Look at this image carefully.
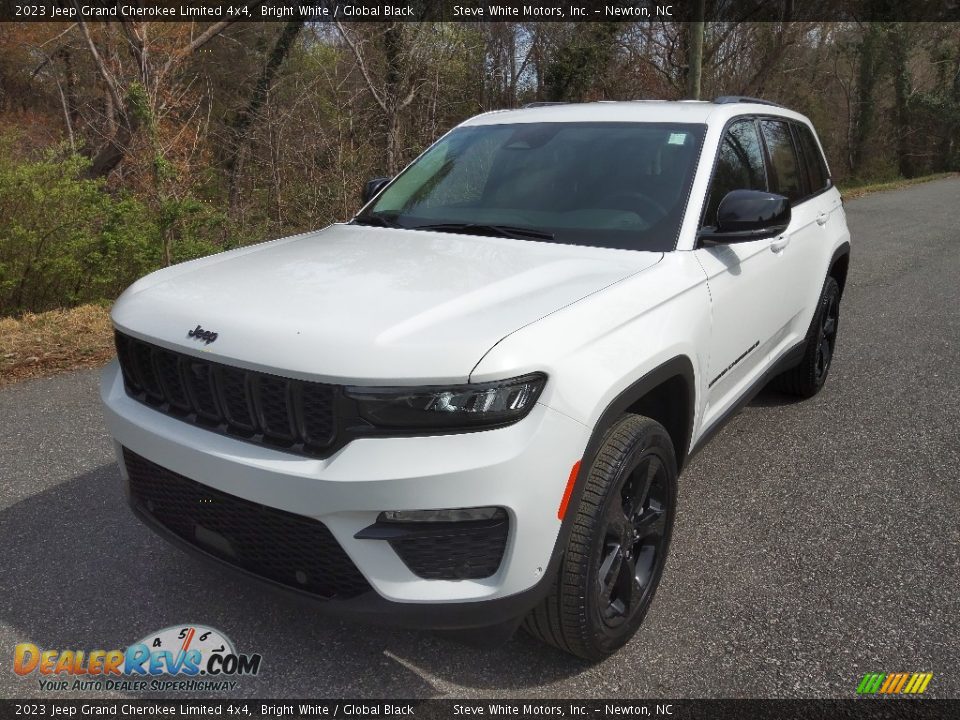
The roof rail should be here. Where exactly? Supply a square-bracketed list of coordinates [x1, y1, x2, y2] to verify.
[712, 95, 783, 107]
[523, 102, 569, 108]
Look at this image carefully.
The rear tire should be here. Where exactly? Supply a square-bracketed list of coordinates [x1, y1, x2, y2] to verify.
[523, 414, 677, 661]
[771, 276, 840, 398]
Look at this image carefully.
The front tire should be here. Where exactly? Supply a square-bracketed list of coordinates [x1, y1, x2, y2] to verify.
[524, 414, 677, 661]
[772, 276, 841, 398]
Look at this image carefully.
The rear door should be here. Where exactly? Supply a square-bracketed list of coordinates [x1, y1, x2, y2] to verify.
[789, 121, 844, 330]
[756, 118, 835, 356]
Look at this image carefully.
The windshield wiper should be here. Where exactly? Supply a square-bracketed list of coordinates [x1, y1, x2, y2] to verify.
[353, 213, 404, 228]
[412, 223, 554, 241]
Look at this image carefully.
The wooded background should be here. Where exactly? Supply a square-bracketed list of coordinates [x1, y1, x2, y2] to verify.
[1, 19, 958, 316]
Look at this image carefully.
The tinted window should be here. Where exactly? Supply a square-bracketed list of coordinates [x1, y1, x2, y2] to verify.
[795, 123, 830, 192]
[702, 120, 766, 228]
[759, 119, 805, 202]
[360, 122, 707, 252]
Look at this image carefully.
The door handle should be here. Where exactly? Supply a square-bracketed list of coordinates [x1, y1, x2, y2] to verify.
[816, 212, 829, 226]
[770, 235, 790, 252]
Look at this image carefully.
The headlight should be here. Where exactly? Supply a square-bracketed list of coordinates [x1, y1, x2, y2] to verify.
[345, 373, 546, 430]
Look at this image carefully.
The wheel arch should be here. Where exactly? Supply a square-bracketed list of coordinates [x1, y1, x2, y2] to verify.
[541, 354, 696, 600]
[623, 373, 694, 474]
[583, 355, 696, 483]
[493, 355, 699, 627]
[828, 242, 851, 297]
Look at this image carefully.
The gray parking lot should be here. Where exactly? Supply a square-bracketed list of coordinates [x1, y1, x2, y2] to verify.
[2, 177, 958, 699]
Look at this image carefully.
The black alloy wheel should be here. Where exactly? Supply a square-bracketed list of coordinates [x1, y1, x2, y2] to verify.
[816, 291, 839, 383]
[596, 452, 669, 630]
[771, 275, 841, 398]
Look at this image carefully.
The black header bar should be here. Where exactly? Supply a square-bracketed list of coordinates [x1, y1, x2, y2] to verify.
[1, 0, 959, 23]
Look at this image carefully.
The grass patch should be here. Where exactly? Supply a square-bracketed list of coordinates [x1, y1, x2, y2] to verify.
[838, 172, 959, 200]
[0, 304, 114, 387]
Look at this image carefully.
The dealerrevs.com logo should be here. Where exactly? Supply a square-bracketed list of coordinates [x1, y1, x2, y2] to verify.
[13, 624, 262, 693]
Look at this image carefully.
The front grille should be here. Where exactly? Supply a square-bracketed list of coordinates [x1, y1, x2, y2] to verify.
[115, 332, 336, 456]
[389, 520, 509, 580]
[124, 448, 371, 599]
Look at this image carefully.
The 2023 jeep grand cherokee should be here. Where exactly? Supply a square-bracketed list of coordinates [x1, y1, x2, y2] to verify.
[101, 97, 850, 660]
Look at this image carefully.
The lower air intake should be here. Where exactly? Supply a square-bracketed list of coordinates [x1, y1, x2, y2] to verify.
[123, 448, 371, 599]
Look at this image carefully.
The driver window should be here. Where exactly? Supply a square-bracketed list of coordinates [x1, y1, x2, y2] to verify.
[702, 121, 767, 229]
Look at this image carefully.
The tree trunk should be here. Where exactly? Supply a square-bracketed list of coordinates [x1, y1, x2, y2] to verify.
[383, 22, 402, 175]
[852, 23, 881, 175]
[686, 1, 705, 99]
[939, 38, 960, 171]
[83, 108, 140, 179]
[385, 111, 398, 178]
[226, 21, 303, 217]
[889, 23, 913, 178]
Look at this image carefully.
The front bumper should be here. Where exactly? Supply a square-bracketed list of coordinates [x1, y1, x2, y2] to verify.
[101, 361, 589, 627]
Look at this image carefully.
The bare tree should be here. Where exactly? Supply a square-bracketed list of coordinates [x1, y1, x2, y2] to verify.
[225, 20, 304, 218]
[74, 17, 236, 179]
[335, 21, 429, 175]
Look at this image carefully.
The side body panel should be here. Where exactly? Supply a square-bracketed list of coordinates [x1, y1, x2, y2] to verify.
[471, 252, 712, 467]
[693, 238, 795, 431]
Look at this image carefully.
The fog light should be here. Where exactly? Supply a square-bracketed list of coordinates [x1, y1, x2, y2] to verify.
[379, 507, 505, 523]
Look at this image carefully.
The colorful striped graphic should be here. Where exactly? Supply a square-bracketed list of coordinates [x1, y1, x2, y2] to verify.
[857, 672, 933, 695]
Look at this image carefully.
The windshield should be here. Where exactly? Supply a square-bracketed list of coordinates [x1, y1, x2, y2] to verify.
[357, 121, 706, 251]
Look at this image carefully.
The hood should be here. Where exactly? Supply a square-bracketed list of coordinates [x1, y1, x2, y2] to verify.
[112, 224, 662, 383]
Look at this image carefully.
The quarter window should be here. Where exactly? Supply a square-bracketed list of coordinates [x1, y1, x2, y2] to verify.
[795, 123, 830, 193]
[702, 120, 767, 228]
[759, 119, 805, 202]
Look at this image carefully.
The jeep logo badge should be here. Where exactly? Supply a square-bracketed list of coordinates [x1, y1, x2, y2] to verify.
[188, 325, 218, 344]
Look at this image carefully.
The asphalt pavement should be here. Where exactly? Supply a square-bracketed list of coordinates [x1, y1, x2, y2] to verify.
[1, 178, 958, 699]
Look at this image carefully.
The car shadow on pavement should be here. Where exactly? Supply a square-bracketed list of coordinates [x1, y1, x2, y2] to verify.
[0, 462, 587, 698]
[747, 384, 808, 407]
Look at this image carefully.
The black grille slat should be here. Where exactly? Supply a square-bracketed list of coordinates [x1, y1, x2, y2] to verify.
[254, 375, 295, 442]
[183, 360, 222, 422]
[114, 332, 337, 456]
[115, 334, 142, 392]
[132, 342, 163, 402]
[299, 383, 336, 449]
[216, 367, 256, 433]
[154, 350, 191, 412]
[124, 448, 371, 599]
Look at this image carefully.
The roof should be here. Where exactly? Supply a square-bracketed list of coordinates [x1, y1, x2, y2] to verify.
[460, 100, 808, 127]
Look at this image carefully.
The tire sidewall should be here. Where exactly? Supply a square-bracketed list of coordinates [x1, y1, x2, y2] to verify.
[582, 421, 678, 656]
[806, 277, 841, 392]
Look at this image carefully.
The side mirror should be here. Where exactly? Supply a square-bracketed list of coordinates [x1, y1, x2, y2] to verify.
[701, 189, 791, 244]
[361, 177, 390, 205]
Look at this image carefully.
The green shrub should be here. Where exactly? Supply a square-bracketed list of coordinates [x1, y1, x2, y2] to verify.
[0, 135, 222, 315]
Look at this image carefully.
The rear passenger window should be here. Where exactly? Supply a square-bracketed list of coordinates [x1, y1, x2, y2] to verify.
[795, 123, 830, 193]
[759, 119, 805, 202]
[702, 120, 767, 228]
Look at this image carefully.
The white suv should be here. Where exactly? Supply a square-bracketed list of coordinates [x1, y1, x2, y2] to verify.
[101, 98, 850, 660]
